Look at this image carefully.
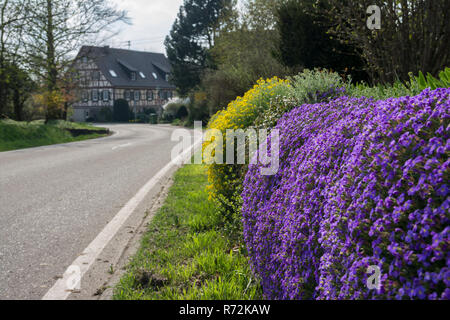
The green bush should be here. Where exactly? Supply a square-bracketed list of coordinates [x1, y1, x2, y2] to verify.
[99, 107, 113, 122]
[345, 68, 449, 101]
[204, 77, 290, 232]
[415, 68, 450, 90]
[346, 80, 419, 101]
[176, 105, 188, 119]
[255, 69, 347, 129]
[162, 102, 190, 124]
[187, 97, 210, 127]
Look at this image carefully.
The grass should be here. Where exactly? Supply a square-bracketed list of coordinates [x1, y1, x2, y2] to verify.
[113, 164, 262, 300]
[0, 119, 108, 152]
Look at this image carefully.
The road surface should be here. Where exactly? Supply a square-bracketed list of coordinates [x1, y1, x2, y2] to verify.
[0, 124, 189, 300]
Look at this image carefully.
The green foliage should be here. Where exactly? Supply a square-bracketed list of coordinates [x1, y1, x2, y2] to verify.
[165, 0, 236, 96]
[416, 68, 450, 90]
[205, 14, 288, 114]
[205, 77, 290, 225]
[99, 107, 113, 122]
[176, 105, 188, 119]
[346, 80, 419, 101]
[163, 102, 191, 124]
[327, 0, 450, 84]
[345, 68, 450, 101]
[113, 99, 130, 122]
[255, 69, 347, 129]
[113, 165, 262, 300]
[0, 120, 107, 152]
[186, 95, 210, 126]
[275, 0, 368, 81]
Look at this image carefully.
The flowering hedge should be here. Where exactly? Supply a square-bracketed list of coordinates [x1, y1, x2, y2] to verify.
[203, 77, 290, 221]
[242, 88, 449, 300]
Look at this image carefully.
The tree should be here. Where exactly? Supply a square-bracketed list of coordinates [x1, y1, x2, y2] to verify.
[23, 0, 129, 120]
[165, 0, 236, 96]
[243, 0, 280, 30]
[327, 0, 450, 83]
[0, 0, 29, 116]
[9, 62, 35, 121]
[275, 0, 368, 81]
[201, 0, 288, 114]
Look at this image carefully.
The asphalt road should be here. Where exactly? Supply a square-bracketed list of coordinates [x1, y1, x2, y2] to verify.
[0, 124, 187, 300]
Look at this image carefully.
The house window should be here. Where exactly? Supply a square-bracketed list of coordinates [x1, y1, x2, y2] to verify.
[82, 56, 88, 64]
[147, 90, 153, 101]
[125, 90, 131, 101]
[109, 70, 118, 77]
[159, 91, 167, 100]
[92, 90, 99, 102]
[102, 90, 110, 102]
[92, 71, 100, 81]
[152, 72, 158, 79]
[82, 91, 89, 102]
[134, 91, 140, 101]
[131, 72, 136, 81]
[139, 72, 146, 79]
[165, 74, 169, 82]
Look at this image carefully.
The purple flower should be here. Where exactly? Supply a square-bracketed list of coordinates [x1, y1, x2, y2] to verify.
[242, 88, 450, 300]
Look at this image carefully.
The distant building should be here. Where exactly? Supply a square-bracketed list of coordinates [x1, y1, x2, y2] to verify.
[71, 46, 176, 122]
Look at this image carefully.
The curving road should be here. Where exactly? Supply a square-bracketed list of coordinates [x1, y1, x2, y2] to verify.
[0, 124, 188, 300]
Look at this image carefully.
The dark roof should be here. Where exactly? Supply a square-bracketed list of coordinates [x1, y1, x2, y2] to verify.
[78, 46, 175, 89]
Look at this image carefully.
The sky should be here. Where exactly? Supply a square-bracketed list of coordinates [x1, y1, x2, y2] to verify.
[106, 0, 184, 55]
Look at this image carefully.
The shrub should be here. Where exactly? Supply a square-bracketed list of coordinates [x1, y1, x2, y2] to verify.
[415, 68, 450, 91]
[346, 80, 420, 101]
[113, 99, 130, 122]
[242, 88, 450, 300]
[135, 113, 150, 123]
[204, 77, 290, 227]
[345, 67, 450, 101]
[255, 69, 346, 129]
[99, 107, 113, 122]
[187, 97, 210, 127]
[176, 105, 188, 119]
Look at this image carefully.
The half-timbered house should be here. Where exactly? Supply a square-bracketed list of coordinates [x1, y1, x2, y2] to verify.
[71, 46, 176, 122]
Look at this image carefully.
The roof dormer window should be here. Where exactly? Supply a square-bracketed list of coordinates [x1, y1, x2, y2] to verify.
[109, 70, 118, 77]
[139, 72, 146, 79]
[152, 72, 158, 79]
[131, 72, 136, 81]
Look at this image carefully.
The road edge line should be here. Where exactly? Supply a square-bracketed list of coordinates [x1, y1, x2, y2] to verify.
[42, 138, 202, 300]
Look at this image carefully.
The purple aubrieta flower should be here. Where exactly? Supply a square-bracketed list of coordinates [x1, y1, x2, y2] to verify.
[242, 88, 450, 300]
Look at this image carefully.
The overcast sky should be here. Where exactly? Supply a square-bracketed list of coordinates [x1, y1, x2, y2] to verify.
[106, 0, 184, 55]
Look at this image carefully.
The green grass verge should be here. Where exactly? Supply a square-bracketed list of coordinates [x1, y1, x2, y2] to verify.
[114, 165, 262, 300]
[0, 120, 108, 152]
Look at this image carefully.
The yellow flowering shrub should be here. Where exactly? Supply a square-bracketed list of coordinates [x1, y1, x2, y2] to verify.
[202, 77, 290, 225]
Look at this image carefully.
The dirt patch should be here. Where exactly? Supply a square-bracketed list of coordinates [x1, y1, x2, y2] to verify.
[134, 270, 169, 290]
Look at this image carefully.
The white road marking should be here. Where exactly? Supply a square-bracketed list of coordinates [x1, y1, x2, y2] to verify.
[42, 138, 202, 300]
[112, 143, 132, 151]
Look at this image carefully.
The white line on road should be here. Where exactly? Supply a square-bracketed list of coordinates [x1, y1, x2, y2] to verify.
[42, 138, 202, 300]
[112, 143, 132, 151]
